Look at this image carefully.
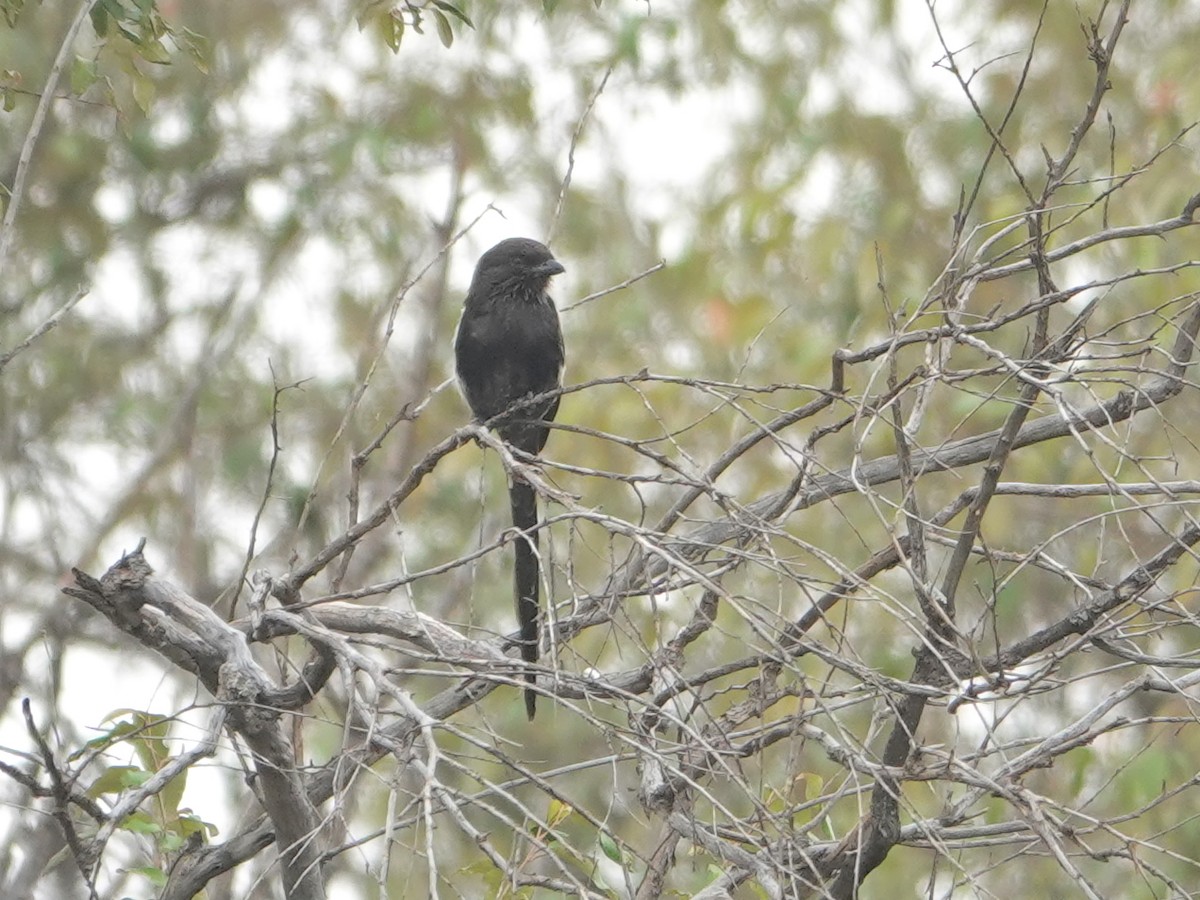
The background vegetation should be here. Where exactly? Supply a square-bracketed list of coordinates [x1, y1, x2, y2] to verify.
[3, 0, 1200, 896]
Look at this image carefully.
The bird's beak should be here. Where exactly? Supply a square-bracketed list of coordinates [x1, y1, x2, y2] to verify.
[533, 259, 565, 278]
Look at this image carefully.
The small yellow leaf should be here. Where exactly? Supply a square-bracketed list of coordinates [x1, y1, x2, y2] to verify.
[546, 797, 573, 827]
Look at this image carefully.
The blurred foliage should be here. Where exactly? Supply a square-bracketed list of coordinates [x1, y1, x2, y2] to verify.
[2, 0, 1200, 897]
[79, 709, 218, 888]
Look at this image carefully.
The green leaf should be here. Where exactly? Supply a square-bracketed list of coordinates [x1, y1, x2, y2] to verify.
[598, 830, 622, 863]
[137, 38, 172, 66]
[131, 72, 155, 114]
[85, 712, 175, 779]
[127, 713, 172, 772]
[432, 0, 473, 28]
[102, 0, 132, 21]
[116, 22, 142, 44]
[159, 829, 186, 852]
[120, 810, 162, 835]
[176, 811, 219, 839]
[89, 0, 109, 36]
[378, 11, 404, 52]
[433, 9, 453, 48]
[178, 27, 210, 74]
[88, 765, 146, 797]
[616, 16, 643, 65]
[70, 56, 99, 95]
[157, 766, 187, 819]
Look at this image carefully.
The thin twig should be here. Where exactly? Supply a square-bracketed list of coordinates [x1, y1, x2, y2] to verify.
[0, 0, 101, 265]
[560, 259, 666, 312]
[547, 65, 613, 245]
[0, 286, 88, 373]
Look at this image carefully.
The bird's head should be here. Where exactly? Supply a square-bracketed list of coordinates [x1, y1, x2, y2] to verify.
[470, 237, 565, 296]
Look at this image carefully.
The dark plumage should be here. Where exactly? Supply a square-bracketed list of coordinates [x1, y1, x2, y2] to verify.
[454, 237, 565, 719]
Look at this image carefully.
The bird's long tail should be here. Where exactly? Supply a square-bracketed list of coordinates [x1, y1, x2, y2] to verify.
[510, 477, 540, 719]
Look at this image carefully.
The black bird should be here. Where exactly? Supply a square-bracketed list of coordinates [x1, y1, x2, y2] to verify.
[454, 237, 565, 719]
